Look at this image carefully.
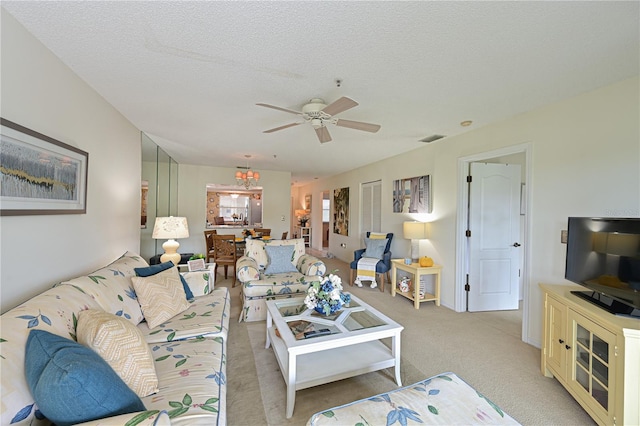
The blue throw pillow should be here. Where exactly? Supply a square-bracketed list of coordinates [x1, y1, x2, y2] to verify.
[363, 238, 388, 260]
[24, 329, 145, 426]
[264, 245, 298, 274]
[135, 261, 194, 300]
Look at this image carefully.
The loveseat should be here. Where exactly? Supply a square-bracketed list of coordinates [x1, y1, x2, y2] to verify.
[1, 251, 230, 426]
[236, 238, 326, 322]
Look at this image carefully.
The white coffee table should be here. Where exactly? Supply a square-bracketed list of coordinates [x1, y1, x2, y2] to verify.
[265, 293, 403, 418]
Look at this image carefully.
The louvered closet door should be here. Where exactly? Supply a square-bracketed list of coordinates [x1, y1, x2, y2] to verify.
[361, 180, 382, 236]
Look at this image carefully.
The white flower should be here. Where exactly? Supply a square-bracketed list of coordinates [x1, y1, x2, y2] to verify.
[304, 294, 317, 309]
[329, 288, 341, 300]
[329, 274, 342, 288]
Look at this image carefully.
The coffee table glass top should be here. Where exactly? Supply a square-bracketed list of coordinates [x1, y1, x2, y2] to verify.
[270, 294, 388, 340]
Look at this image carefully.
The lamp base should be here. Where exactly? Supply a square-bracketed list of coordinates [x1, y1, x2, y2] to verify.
[160, 239, 181, 266]
[411, 239, 420, 263]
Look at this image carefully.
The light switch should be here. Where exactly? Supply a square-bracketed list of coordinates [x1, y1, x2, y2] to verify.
[561, 230, 567, 244]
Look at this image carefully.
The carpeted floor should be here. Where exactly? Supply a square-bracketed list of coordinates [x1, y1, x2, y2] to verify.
[223, 256, 595, 425]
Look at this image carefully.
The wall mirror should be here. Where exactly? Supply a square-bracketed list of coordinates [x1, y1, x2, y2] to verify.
[140, 133, 179, 261]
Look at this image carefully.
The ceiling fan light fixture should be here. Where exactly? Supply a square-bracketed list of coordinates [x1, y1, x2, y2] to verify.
[257, 96, 380, 143]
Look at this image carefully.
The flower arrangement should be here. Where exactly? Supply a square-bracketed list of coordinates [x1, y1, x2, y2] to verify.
[242, 229, 257, 238]
[299, 215, 309, 226]
[304, 273, 351, 315]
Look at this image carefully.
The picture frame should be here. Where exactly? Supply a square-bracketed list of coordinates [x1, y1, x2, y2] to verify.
[333, 187, 349, 236]
[392, 174, 431, 214]
[1, 118, 88, 216]
[187, 258, 206, 272]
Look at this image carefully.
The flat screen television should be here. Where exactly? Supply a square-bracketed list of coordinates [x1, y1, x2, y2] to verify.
[565, 217, 640, 318]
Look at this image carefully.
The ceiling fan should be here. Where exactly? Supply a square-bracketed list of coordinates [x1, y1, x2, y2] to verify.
[256, 97, 381, 143]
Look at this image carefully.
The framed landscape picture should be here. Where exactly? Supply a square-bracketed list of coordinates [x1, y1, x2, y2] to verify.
[0, 118, 88, 216]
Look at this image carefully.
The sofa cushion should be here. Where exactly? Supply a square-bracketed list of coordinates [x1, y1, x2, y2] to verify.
[25, 329, 145, 426]
[363, 238, 388, 260]
[77, 310, 159, 397]
[143, 336, 226, 425]
[264, 245, 298, 274]
[140, 287, 231, 344]
[131, 266, 190, 329]
[0, 284, 102, 426]
[134, 261, 194, 300]
[59, 251, 148, 325]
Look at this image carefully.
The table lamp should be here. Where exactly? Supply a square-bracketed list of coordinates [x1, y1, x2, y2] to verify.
[403, 221, 429, 263]
[152, 216, 190, 265]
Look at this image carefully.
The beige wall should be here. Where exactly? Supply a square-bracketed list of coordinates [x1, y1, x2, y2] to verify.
[174, 164, 292, 255]
[0, 11, 142, 312]
[299, 76, 639, 347]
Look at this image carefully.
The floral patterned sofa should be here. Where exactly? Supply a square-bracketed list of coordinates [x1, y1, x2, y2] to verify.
[236, 238, 326, 322]
[307, 372, 520, 425]
[1, 251, 230, 426]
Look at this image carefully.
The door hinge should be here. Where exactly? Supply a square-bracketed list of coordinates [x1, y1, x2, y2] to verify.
[467, 175, 472, 183]
[465, 229, 471, 237]
[465, 274, 470, 292]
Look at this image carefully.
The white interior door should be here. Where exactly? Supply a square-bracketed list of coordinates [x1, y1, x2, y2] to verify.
[468, 162, 521, 311]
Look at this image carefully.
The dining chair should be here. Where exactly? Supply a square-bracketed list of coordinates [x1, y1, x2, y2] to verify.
[281, 231, 288, 239]
[254, 228, 271, 237]
[203, 230, 217, 263]
[212, 234, 238, 287]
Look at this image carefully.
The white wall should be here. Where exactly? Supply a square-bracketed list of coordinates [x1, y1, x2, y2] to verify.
[174, 164, 292, 255]
[0, 11, 142, 313]
[299, 76, 639, 346]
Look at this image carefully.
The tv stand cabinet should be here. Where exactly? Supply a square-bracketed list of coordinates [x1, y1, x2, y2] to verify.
[540, 284, 640, 426]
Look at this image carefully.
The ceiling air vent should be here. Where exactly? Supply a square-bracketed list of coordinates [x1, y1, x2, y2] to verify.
[419, 134, 446, 143]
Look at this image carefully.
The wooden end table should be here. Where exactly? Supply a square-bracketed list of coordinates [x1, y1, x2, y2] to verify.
[391, 259, 442, 309]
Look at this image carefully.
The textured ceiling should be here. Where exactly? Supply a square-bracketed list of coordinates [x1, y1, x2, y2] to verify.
[3, 1, 638, 185]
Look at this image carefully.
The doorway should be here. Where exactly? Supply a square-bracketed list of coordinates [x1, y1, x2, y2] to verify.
[455, 143, 531, 342]
[321, 190, 330, 249]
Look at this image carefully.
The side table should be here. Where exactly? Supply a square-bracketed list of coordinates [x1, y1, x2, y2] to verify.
[390, 259, 442, 309]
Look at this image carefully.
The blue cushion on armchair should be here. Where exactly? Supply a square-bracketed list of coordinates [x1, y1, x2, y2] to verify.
[25, 330, 145, 426]
[264, 245, 298, 274]
[363, 238, 388, 259]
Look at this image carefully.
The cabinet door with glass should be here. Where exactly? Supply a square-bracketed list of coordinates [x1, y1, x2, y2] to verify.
[567, 310, 616, 425]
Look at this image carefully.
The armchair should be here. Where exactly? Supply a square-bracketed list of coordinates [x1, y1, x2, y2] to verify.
[349, 232, 393, 292]
[236, 238, 326, 322]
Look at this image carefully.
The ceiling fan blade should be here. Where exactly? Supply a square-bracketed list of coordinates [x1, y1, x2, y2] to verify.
[335, 119, 381, 133]
[321, 97, 358, 116]
[263, 122, 302, 133]
[315, 126, 332, 143]
[256, 103, 302, 115]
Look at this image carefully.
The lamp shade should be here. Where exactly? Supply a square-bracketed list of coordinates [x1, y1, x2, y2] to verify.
[403, 221, 429, 240]
[152, 216, 190, 240]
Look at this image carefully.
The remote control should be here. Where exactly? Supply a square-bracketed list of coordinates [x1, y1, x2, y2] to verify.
[304, 329, 331, 338]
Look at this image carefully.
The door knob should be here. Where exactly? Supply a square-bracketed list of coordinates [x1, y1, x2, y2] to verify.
[512, 242, 521, 247]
